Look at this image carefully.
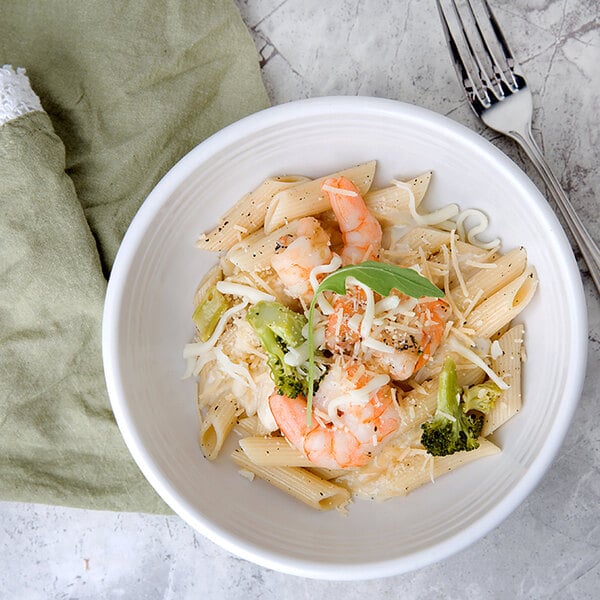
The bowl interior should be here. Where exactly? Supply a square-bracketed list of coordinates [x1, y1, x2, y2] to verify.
[104, 97, 587, 579]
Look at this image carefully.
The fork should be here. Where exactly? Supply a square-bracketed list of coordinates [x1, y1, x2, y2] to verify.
[436, 0, 600, 293]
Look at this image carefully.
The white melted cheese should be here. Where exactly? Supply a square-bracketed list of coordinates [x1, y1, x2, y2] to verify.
[449, 336, 509, 390]
[216, 281, 275, 304]
[362, 337, 395, 354]
[321, 184, 358, 197]
[392, 178, 459, 226]
[455, 208, 500, 250]
[345, 277, 375, 339]
[309, 254, 343, 315]
[326, 374, 390, 422]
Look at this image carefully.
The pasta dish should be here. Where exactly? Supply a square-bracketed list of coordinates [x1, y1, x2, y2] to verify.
[183, 161, 537, 511]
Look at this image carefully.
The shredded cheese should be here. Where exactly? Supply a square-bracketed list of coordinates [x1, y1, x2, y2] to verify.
[455, 208, 500, 250]
[322, 184, 358, 197]
[392, 178, 459, 226]
[450, 229, 469, 298]
[309, 254, 343, 315]
[216, 281, 275, 304]
[326, 374, 391, 421]
[449, 336, 509, 389]
[375, 295, 400, 313]
[214, 347, 256, 390]
[362, 337, 396, 354]
[345, 277, 375, 339]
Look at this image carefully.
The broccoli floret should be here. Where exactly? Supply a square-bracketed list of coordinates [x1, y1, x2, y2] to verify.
[246, 301, 308, 398]
[421, 357, 483, 456]
[462, 381, 501, 415]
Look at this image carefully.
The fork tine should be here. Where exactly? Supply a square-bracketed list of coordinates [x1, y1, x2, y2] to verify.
[466, 0, 522, 91]
[451, 0, 505, 99]
[435, 0, 492, 111]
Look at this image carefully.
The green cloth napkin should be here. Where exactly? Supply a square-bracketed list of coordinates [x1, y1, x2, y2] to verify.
[0, 1, 269, 512]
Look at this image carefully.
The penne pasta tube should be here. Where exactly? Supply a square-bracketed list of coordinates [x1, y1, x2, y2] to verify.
[398, 438, 500, 497]
[452, 247, 528, 312]
[199, 395, 242, 460]
[306, 467, 349, 481]
[482, 324, 524, 436]
[196, 175, 310, 251]
[234, 415, 270, 437]
[239, 436, 314, 467]
[392, 226, 452, 258]
[464, 267, 538, 338]
[363, 172, 432, 225]
[231, 448, 351, 511]
[225, 221, 298, 272]
[263, 161, 376, 233]
[337, 439, 500, 500]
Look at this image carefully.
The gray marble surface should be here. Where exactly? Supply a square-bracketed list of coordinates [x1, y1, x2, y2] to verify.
[2, 1, 599, 598]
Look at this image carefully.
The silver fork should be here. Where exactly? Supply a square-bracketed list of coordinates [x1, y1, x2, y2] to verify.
[436, 0, 600, 293]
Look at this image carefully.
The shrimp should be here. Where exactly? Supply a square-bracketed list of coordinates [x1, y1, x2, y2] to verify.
[268, 362, 400, 469]
[326, 291, 450, 381]
[270, 216, 332, 303]
[325, 286, 367, 353]
[322, 176, 382, 265]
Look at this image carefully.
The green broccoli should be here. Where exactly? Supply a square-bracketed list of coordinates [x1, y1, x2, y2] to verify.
[462, 381, 501, 415]
[246, 301, 309, 399]
[420, 357, 484, 456]
[192, 285, 230, 342]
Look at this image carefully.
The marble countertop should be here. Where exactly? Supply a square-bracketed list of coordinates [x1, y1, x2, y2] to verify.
[2, 1, 599, 598]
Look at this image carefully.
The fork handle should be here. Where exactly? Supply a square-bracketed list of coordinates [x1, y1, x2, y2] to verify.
[510, 127, 600, 293]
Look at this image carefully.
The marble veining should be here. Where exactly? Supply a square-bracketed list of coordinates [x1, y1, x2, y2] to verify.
[1, 1, 599, 598]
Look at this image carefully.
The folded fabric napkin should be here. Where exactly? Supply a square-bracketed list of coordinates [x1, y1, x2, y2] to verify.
[0, 1, 269, 513]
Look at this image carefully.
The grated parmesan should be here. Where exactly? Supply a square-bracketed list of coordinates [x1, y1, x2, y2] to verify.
[326, 374, 391, 422]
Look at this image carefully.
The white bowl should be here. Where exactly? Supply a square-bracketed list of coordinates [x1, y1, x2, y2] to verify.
[102, 97, 587, 580]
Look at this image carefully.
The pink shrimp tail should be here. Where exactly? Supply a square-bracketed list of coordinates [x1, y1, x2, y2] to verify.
[322, 176, 382, 264]
[269, 392, 313, 448]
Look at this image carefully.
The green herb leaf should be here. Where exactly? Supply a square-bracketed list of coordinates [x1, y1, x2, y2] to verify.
[313, 261, 445, 299]
[305, 262, 444, 426]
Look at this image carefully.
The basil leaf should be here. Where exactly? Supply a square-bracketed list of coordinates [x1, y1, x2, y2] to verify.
[314, 261, 445, 299]
[305, 262, 444, 426]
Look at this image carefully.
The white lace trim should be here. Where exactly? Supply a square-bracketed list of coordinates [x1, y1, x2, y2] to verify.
[0, 65, 43, 126]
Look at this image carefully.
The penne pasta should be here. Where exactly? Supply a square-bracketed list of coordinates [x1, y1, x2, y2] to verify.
[482, 324, 524, 436]
[363, 172, 432, 225]
[197, 175, 310, 252]
[452, 247, 528, 313]
[336, 439, 500, 500]
[464, 267, 538, 338]
[306, 467, 349, 481]
[239, 436, 314, 467]
[263, 161, 377, 233]
[231, 448, 351, 511]
[226, 221, 298, 272]
[199, 395, 242, 460]
[394, 226, 452, 257]
[234, 415, 270, 437]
